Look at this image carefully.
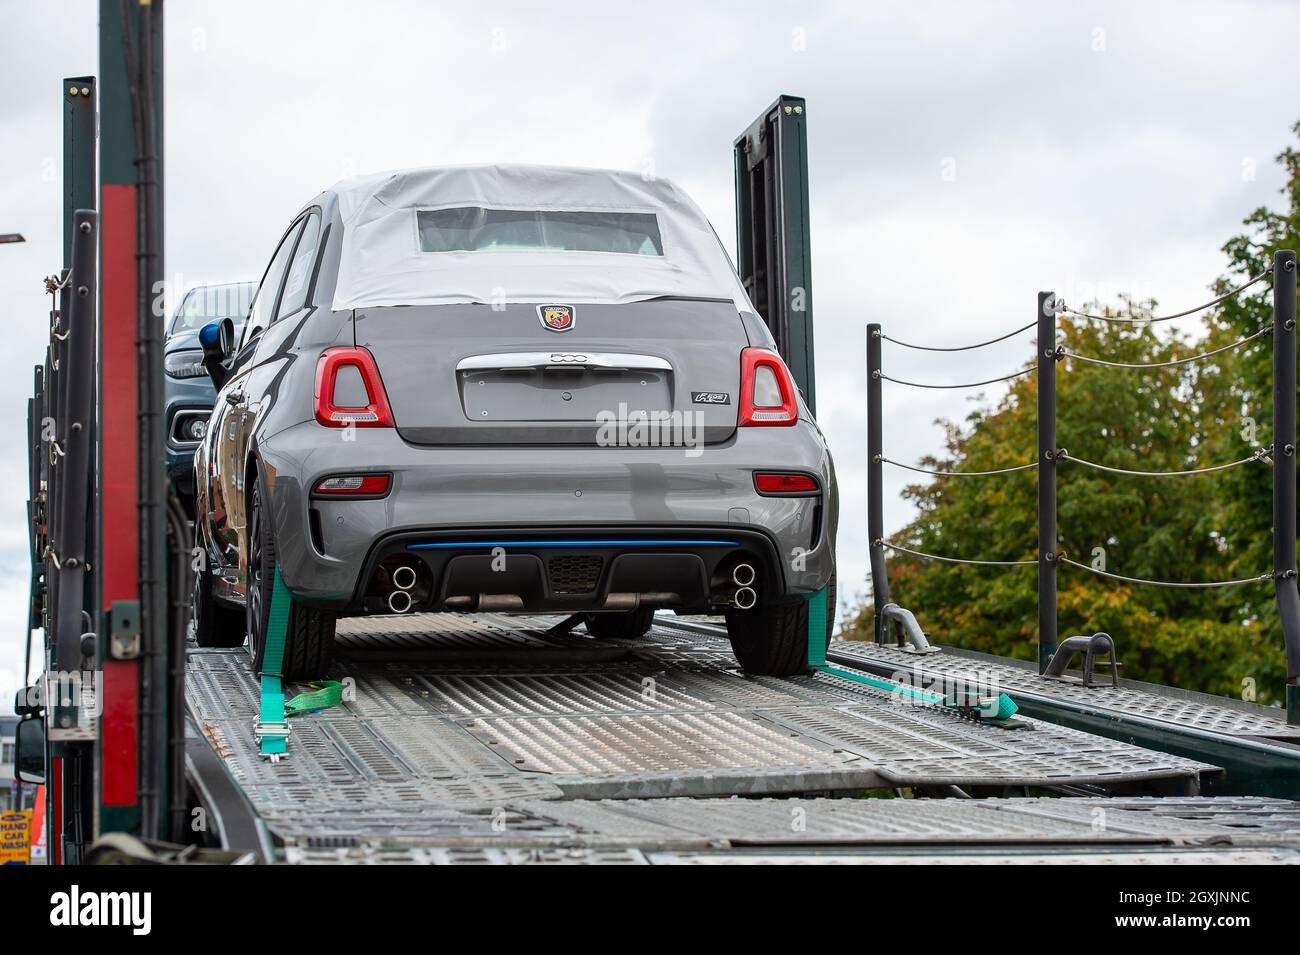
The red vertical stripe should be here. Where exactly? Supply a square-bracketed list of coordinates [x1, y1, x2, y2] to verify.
[100, 184, 140, 806]
[31, 784, 46, 859]
[101, 660, 140, 805]
[100, 184, 139, 607]
[50, 757, 63, 865]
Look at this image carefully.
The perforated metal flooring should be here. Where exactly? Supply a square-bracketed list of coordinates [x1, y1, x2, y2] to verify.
[180, 612, 1300, 861]
[825, 637, 1300, 740]
[275, 796, 1300, 864]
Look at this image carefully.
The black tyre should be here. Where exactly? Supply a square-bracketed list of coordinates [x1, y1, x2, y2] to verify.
[247, 479, 336, 680]
[724, 598, 810, 677]
[726, 573, 836, 675]
[585, 607, 655, 639]
[192, 555, 245, 648]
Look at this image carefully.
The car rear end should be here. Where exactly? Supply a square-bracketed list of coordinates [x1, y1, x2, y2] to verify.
[260, 297, 835, 621]
[255, 165, 835, 674]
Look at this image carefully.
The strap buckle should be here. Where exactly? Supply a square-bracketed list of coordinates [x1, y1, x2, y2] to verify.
[253, 719, 291, 761]
[254, 720, 290, 739]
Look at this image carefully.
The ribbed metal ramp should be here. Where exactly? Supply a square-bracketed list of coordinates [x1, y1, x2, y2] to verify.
[826, 638, 1300, 741]
[279, 796, 1300, 864]
[181, 612, 1300, 864]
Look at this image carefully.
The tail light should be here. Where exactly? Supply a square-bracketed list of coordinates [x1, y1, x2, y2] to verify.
[314, 346, 393, 427]
[738, 348, 798, 426]
[312, 473, 392, 497]
[754, 471, 819, 495]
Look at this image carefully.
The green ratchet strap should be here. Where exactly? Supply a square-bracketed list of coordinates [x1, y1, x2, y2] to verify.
[818, 663, 945, 705]
[816, 662, 1019, 722]
[805, 586, 829, 667]
[255, 568, 343, 757]
[255, 567, 293, 760]
[804, 588, 1018, 722]
[286, 680, 343, 716]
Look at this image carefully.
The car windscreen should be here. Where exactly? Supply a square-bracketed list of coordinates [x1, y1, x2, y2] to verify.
[416, 208, 663, 256]
[169, 282, 256, 335]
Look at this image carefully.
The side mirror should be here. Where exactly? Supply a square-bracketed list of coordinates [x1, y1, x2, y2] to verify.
[13, 685, 38, 717]
[16, 716, 46, 785]
[199, 318, 235, 391]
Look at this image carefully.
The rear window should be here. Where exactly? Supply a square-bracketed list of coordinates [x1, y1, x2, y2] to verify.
[416, 207, 663, 256]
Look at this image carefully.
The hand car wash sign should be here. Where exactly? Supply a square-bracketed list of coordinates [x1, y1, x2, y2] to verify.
[0, 810, 32, 864]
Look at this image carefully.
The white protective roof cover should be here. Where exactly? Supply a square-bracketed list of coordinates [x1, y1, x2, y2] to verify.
[329, 164, 753, 311]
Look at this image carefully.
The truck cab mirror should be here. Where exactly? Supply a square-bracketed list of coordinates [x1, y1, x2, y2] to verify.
[16, 716, 46, 785]
[199, 317, 235, 390]
[13, 685, 39, 717]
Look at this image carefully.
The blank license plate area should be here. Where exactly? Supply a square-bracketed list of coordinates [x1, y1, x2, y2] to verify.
[459, 367, 672, 422]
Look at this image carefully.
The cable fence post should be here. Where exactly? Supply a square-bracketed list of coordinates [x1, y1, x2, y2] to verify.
[867, 324, 891, 643]
[1272, 250, 1300, 724]
[1037, 292, 1058, 673]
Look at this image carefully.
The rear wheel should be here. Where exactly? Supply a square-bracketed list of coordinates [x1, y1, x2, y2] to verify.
[192, 554, 245, 648]
[725, 597, 810, 677]
[247, 479, 336, 680]
[584, 607, 655, 639]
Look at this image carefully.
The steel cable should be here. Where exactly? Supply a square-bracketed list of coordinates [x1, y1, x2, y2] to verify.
[1059, 556, 1274, 589]
[880, 456, 1037, 477]
[875, 539, 1037, 566]
[876, 365, 1035, 390]
[1062, 325, 1273, 369]
[878, 320, 1038, 353]
[1059, 269, 1272, 324]
[1056, 447, 1269, 477]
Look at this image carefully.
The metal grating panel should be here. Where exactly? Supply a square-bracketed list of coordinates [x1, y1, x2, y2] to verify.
[186, 612, 1251, 860]
[648, 848, 1300, 865]
[828, 638, 1300, 739]
[521, 797, 1145, 845]
[462, 710, 852, 777]
[285, 845, 653, 865]
[412, 672, 716, 718]
[276, 794, 1300, 863]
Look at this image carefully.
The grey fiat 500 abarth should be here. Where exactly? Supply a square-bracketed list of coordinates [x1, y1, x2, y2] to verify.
[191, 164, 837, 679]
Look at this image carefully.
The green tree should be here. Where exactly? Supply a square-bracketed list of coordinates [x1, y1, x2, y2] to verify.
[849, 123, 1300, 703]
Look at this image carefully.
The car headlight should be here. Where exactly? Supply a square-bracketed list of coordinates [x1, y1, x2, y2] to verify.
[164, 349, 206, 379]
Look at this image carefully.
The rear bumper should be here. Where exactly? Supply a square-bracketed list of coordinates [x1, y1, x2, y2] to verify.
[255, 419, 837, 611]
[351, 525, 785, 615]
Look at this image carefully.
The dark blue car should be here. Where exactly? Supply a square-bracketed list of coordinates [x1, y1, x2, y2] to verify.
[165, 281, 255, 512]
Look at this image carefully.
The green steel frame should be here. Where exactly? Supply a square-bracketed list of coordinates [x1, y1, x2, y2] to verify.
[95, 0, 166, 842]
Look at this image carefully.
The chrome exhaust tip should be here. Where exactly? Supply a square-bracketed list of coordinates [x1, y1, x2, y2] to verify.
[732, 563, 756, 587]
[387, 589, 413, 614]
[733, 586, 757, 610]
[392, 565, 418, 591]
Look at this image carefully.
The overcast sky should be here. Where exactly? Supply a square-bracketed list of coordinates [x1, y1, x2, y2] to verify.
[2, 0, 1298, 710]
